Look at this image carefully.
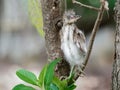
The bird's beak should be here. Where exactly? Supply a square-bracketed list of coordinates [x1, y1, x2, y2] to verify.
[75, 15, 81, 21]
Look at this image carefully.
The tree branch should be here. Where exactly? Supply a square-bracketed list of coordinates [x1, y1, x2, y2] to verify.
[112, 0, 120, 89]
[74, 1, 105, 80]
[83, 4, 105, 69]
[72, 0, 100, 11]
[41, 0, 70, 78]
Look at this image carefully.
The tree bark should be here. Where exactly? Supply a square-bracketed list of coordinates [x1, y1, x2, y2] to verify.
[40, 0, 70, 78]
[112, 0, 120, 89]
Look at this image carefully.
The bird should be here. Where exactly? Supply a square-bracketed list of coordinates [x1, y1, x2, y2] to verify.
[60, 10, 87, 78]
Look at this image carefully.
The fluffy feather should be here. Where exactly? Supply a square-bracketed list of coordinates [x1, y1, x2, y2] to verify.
[60, 24, 87, 67]
[60, 10, 87, 75]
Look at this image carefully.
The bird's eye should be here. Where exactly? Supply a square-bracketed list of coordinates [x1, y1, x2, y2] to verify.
[70, 15, 74, 19]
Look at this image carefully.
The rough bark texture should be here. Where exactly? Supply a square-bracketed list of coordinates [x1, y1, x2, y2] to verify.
[112, 0, 120, 89]
[40, 0, 70, 78]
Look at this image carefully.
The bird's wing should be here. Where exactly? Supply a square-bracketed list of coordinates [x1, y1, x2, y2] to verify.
[59, 29, 63, 42]
[73, 28, 87, 54]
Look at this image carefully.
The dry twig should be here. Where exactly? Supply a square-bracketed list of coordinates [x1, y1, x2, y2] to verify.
[74, 0, 106, 80]
[72, 0, 100, 11]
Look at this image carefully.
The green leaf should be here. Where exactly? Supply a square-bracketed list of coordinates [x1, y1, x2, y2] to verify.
[53, 76, 76, 90]
[48, 83, 59, 90]
[16, 69, 38, 85]
[12, 84, 36, 90]
[28, 0, 44, 36]
[44, 58, 61, 88]
[52, 76, 67, 90]
[38, 64, 48, 87]
[67, 84, 76, 90]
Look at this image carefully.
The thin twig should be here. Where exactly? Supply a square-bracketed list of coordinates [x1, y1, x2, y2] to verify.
[84, 4, 104, 69]
[74, 2, 105, 80]
[72, 0, 100, 11]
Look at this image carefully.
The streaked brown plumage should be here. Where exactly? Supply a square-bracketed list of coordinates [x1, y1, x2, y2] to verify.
[60, 10, 87, 76]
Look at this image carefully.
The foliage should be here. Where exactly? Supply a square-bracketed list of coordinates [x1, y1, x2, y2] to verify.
[28, 0, 44, 36]
[12, 58, 76, 90]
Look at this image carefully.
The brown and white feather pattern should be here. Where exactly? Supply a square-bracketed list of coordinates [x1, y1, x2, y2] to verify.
[60, 23, 87, 68]
[73, 27, 87, 54]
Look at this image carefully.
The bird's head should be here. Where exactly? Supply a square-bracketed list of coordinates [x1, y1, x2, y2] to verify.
[63, 10, 81, 24]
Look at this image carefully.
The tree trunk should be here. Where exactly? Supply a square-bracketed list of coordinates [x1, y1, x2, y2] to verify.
[40, 0, 70, 78]
[112, 0, 120, 89]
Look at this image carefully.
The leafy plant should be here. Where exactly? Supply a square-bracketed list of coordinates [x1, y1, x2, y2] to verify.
[12, 58, 76, 90]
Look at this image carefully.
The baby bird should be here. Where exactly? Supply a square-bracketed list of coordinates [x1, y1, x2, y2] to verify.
[60, 10, 87, 77]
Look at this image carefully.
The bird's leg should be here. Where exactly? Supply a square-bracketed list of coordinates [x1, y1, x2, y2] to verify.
[66, 66, 75, 85]
[60, 66, 75, 80]
[69, 65, 75, 79]
[78, 65, 85, 76]
[68, 64, 85, 79]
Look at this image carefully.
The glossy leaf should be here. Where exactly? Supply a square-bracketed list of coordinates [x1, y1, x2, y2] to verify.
[52, 76, 67, 90]
[49, 83, 59, 90]
[38, 64, 48, 87]
[12, 84, 35, 90]
[44, 58, 61, 89]
[16, 69, 38, 85]
[66, 84, 76, 90]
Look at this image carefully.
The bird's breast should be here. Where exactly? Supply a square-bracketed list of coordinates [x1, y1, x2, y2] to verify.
[61, 25, 84, 66]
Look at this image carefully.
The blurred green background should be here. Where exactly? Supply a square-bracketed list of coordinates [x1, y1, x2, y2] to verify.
[66, 0, 116, 33]
[0, 0, 116, 90]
